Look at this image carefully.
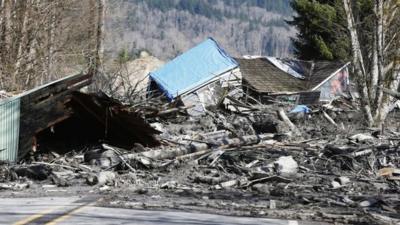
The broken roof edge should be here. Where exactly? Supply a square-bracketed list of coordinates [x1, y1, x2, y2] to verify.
[311, 62, 351, 91]
[178, 66, 241, 97]
[267, 90, 321, 96]
[243, 82, 319, 96]
[242, 55, 264, 59]
[0, 71, 91, 106]
[265, 57, 305, 79]
[242, 55, 311, 63]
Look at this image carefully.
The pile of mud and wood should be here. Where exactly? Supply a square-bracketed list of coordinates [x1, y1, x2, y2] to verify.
[1, 92, 400, 225]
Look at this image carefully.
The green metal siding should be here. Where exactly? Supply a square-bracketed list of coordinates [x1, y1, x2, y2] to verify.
[0, 98, 20, 162]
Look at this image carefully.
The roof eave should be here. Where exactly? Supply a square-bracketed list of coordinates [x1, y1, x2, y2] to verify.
[311, 62, 351, 91]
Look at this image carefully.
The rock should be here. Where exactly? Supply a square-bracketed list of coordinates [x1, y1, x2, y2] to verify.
[337, 176, 350, 186]
[87, 171, 116, 186]
[274, 156, 298, 176]
[359, 200, 374, 207]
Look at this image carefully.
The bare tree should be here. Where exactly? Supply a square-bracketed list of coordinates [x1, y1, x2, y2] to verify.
[343, 0, 400, 128]
[88, 0, 105, 77]
[0, 0, 105, 91]
[95, 0, 105, 74]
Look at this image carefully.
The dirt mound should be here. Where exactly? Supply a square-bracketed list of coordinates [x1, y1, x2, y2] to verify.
[111, 53, 164, 100]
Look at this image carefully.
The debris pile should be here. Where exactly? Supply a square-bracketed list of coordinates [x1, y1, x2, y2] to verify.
[1, 94, 399, 225]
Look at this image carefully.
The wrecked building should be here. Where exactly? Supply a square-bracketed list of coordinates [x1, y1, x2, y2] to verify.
[149, 38, 242, 116]
[0, 73, 159, 162]
[237, 57, 350, 104]
[0, 73, 92, 162]
[148, 39, 350, 111]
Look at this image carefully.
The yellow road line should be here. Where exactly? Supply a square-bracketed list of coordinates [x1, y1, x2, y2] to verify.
[45, 201, 97, 225]
[12, 207, 60, 225]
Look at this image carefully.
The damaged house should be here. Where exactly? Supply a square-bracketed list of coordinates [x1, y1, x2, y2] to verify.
[0, 73, 159, 162]
[149, 38, 350, 112]
[237, 57, 350, 104]
[149, 38, 242, 116]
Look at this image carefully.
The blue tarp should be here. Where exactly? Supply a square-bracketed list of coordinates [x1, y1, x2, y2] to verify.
[290, 105, 311, 114]
[149, 38, 238, 100]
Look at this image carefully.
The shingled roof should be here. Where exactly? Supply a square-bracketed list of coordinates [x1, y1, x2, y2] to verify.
[237, 57, 348, 94]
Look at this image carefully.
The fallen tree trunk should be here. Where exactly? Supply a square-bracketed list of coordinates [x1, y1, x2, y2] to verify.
[121, 134, 275, 161]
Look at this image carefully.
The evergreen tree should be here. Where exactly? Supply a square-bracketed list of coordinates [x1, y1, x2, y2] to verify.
[288, 0, 351, 60]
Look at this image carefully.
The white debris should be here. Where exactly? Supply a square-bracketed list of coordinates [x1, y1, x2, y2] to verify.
[266, 57, 305, 79]
[338, 176, 350, 186]
[87, 171, 116, 186]
[150, 122, 164, 133]
[160, 180, 178, 189]
[274, 156, 298, 176]
[350, 133, 374, 142]
[332, 176, 350, 189]
[331, 181, 341, 189]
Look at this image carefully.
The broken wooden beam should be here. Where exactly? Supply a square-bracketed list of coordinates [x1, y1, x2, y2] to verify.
[277, 108, 301, 136]
[322, 111, 338, 127]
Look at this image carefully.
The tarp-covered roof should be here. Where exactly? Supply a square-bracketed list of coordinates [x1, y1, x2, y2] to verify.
[237, 57, 348, 93]
[149, 38, 238, 100]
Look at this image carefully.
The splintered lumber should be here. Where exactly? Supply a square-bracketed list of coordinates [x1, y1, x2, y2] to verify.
[277, 108, 301, 136]
[17, 73, 92, 160]
[156, 105, 194, 116]
[71, 92, 161, 147]
[176, 150, 212, 161]
[102, 144, 136, 172]
[322, 111, 338, 127]
[213, 179, 241, 189]
[0, 183, 29, 190]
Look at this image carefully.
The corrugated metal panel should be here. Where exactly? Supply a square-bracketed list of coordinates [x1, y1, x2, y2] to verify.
[0, 98, 20, 162]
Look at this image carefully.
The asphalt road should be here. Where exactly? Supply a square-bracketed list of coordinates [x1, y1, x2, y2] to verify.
[0, 197, 310, 225]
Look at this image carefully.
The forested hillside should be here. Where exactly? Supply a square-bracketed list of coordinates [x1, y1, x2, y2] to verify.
[105, 0, 295, 60]
[0, 0, 104, 91]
